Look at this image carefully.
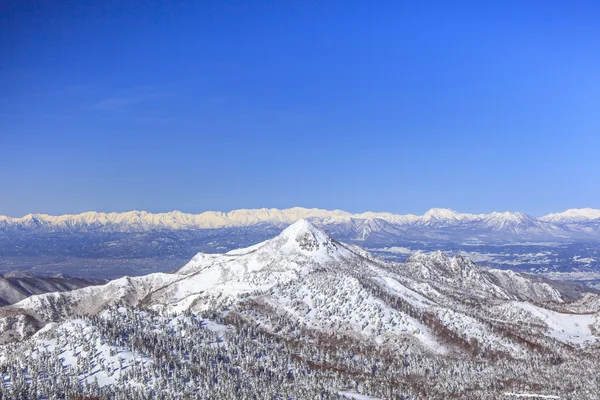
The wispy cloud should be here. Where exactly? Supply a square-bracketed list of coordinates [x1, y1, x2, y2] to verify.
[4, 83, 182, 124]
[88, 85, 172, 111]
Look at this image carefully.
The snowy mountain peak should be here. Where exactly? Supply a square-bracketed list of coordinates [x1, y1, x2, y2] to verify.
[423, 208, 461, 221]
[177, 220, 359, 279]
[486, 211, 532, 224]
[280, 218, 321, 238]
[2, 206, 600, 244]
[278, 219, 333, 252]
[540, 208, 600, 223]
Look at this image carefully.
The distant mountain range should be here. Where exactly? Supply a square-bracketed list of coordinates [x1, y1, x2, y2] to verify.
[1, 207, 599, 243]
[1, 207, 599, 279]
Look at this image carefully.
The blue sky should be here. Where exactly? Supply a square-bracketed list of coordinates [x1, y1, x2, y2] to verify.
[1, 1, 599, 217]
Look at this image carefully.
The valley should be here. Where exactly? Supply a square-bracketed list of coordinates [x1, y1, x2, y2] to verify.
[1, 207, 599, 280]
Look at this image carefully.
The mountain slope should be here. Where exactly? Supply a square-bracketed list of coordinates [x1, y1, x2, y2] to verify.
[0, 220, 388, 333]
[0, 272, 104, 306]
[1, 221, 597, 350]
[401, 252, 568, 302]
[1, 220, 600, 398]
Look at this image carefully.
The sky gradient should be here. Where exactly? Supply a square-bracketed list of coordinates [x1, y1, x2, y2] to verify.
[1, 1, 599, 217]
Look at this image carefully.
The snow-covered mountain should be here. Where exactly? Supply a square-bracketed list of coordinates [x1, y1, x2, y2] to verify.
[0, 208, 353, 232]
[0, 207, 600, 258]
[0, 220, 596, 344]
[1, 207, 599, 242]
[538, 208, 600, 239]
[540, 208, 600, 224]
[0, 220, 388, 337]
[421, 208, 480, 225]
[468, 211, 567, 239]
[1, 220, 599, 398]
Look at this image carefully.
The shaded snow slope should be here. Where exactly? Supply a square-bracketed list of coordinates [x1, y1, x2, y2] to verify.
[512, 302, 596, 344]
[0, 274, 104, 306]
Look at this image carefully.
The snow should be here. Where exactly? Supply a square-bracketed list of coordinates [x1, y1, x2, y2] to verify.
[339, 391, 383, 399]
[434, 308, 526, 356]
[573, 256, 597, 265]
[486, 211, 532, 224]
[170, 220, 368, 309]
[540, 208, 600, 223]
[202, 319, 230, 332]
[1, 219, 599, 381]
[477, 212, 558, 235]
[31, 322, 57, 338]
[503, 393, 560, 399]
[255, 270, 445, 353]
[2, 206, 596, 235]
[513, 302, 597, 344]
[375, 276, 435, 309]
[4, 220, 380, 323]
[421, 208, 482, 225]
[0, 207, 354, 231]
[2, 218, 600, 399]
[379, 246, 413, 255]
[31, 319, 153, 388]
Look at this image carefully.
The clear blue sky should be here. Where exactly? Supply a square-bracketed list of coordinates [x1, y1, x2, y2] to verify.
[1, 1, 599, 217]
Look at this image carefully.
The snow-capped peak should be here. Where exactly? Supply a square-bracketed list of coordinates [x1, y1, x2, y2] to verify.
[0, 207, 597, 241]
[540, 208, 600, 223]
[420, 208, 481, 226]
[485, 211, 532, 224]
[423, 208, 461, 221]
[278, 219, 333, 252]
[178, 219, 360, 278]
[280, 218, 322, 238]
[477, 212, 539, 233]
[253, 218, 357, 261]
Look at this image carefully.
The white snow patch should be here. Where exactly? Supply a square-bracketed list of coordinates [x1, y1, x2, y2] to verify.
[380, 246, 413, 255]
[503, 392, 560, 399]
[513, 302, 597, 344]
[339, 391, 383, 400]
[375, 276, 436, 309]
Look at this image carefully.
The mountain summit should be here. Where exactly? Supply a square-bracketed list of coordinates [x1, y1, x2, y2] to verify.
[540, 208, 600, 223]
[423, 208, 464, 221]
[177, 218, 364, 278]
[0, 220, 599, 398]
[275, 218, 337, 252]
[0, 220, 596, 344]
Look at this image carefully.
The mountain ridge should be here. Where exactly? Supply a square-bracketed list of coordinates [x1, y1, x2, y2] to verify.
[1, 206, 598, 233]
[2, 207, 599, 279]
[0, 220, 597, 344]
